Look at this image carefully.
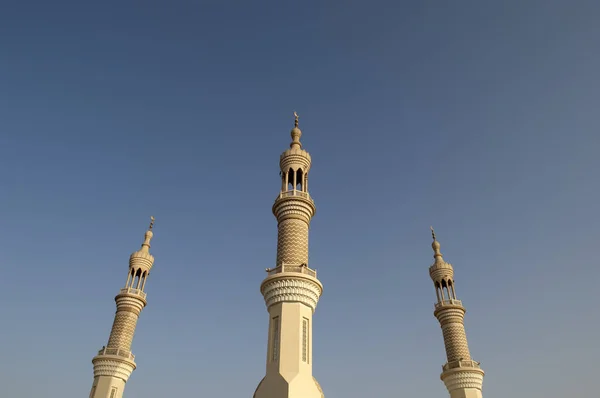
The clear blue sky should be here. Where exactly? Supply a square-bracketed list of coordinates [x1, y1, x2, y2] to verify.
[0, 1, 598, 397]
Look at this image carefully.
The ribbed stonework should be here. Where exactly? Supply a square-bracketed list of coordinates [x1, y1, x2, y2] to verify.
[89, 220, 156, 398]
[254, 114, 325, 398]
[429, 230, 484, 398]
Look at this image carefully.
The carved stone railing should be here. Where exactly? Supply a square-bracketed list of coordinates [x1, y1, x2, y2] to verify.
[278, 190, 313, 201]
[442, 359, 481, 372]
[97, 346, 135, 361]
[119, 287, 147, 299]
[435, 299, 462, 309]
[266, 263, 317, 278]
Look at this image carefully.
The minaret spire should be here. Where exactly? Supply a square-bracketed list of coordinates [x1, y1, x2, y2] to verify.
[89, 218, 157, 398]
[253, 113, 325, 398]
[431, 226, 444, 262]
[290, 111, 302, 149]
[428, 229, 485, 398]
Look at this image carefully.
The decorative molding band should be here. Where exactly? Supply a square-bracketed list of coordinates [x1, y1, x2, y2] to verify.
[115, 295, 146, 313]
[280, 152, 311, 172]
[441, 368, 484, 392]
[273, 197, 315, 223]
[434, 306, 466, 324]
[92, 357, 136, 382]
[429, 266, 454, 283]
[129, 255, 153, 271]
[261, 275, 322, 312]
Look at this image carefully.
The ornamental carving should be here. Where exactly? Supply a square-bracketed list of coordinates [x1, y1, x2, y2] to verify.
[262, 277, 322, 312]
[435, 307, 466, 325]
[92, 358, 136, 382]
[442, 370, 484, 392]
[114, 295, 146, 314]
[273, 199, 315, 223]
[276, 219, 309, 266]
[107, 311, 140, 350]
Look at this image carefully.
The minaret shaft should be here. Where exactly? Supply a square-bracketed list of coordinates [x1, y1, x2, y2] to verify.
[106, 294, 145, 352]
[437, 309, 471, 362]
[429, 230, 484, 398]
[276, 219, 309, 266]
[266, 302, 314, 374]
[254, 114, 324, 398]
[89, 221, 155, 398]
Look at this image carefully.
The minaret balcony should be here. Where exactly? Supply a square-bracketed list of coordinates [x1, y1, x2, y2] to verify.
[96, 346, 135, 361]
[278, 190, 314, 202]
[265, 262, 317, 278]
[119, 287, 147, 299]
[442, 359, 481, 372]
[434, 299, 462, 309]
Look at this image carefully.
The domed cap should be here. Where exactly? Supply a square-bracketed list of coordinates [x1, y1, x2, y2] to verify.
[428, 226, 454, 280]
[431, 226, 444, 262]
[129, 216, 155, 271]
[279, 111, 312, 173]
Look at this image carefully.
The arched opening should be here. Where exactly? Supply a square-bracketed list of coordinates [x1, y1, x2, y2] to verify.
[287, 168, 294, 190]
[140, 271, 148, 290]
[441, 279, 450, 301]
[132, 268, 142, 289]
[448, 279, 456, 299]
[285, 168, 304, 191]
[295, 168, 303, 191]
[434, 281, 442, 302]
[126, 268, 134, 287]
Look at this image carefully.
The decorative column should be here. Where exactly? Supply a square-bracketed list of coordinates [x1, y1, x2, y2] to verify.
[253, 113, 324, 398]
[429, 227, 485, 398]
[88, 217, 156, 398]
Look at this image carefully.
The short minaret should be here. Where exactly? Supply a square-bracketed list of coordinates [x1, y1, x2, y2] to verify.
[89, 217, 156, 398]
[253, 113, 325, 398]
[429, 227, 485, 398]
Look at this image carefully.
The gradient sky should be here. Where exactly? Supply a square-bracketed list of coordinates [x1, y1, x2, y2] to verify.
[0, 1, 598, 397]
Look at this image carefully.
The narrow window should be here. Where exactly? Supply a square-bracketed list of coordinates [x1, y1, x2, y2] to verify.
[302, 317, 309, 363]
[110, 387, 117, 398]
[271, 317, 280, 361]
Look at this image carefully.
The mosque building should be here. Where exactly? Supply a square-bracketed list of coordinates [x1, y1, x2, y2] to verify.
[86, 115, 484, 398]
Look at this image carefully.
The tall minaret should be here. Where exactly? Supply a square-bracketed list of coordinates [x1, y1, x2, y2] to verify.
[429, 228, 485, 398]
[253, 113, 325, 398]
[89, 217, 156, 398]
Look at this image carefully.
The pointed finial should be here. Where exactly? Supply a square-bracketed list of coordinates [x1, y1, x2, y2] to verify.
[290, 111, 302, 148]
[430, 226, 443, 259]
[140, 217, 155, 251]
[129, 217, 156, 270]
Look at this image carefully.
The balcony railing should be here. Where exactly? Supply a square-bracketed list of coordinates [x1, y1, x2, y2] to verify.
[442, 359, 481, 372]
[97, 346, 135, 361]
[266, 263, 317, 278]
[278, 190, 313, 201]
[434, 299, 462, 309]
[119, 287, 147, 299]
